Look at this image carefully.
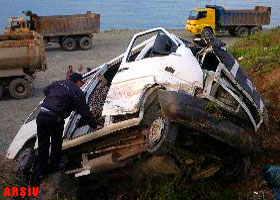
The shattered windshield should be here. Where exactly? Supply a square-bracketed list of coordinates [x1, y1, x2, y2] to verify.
[188, 10, 198, 20]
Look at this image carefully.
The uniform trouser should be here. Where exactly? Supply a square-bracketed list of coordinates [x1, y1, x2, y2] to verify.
[36, 111, 64, 178]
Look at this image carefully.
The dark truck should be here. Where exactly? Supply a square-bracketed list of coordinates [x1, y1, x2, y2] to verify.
[4, 11, 100, 51]
[186, 5, 271, 37]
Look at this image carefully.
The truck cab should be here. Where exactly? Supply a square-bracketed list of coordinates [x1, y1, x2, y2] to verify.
[185, 8, 216, 36]
[4, 14, 31, 35]
[186, 5, 271, 37]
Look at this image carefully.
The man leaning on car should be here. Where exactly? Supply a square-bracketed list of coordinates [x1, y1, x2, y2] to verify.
[35, 72, 99, 184]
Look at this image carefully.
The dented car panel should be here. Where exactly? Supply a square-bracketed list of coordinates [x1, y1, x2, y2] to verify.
[102, 76, 156, 116]
[104, 38, 203, 116]
[197, 38, 264, 131]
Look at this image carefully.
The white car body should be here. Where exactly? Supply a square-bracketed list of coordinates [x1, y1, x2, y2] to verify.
[103, 45, 203, 116]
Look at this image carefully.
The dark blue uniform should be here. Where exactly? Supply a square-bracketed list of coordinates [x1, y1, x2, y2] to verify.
[36, 79, 96, 179]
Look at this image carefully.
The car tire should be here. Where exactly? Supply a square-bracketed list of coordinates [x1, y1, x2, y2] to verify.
[250, 26, 261, 35]
[146, 116, 178, 155]
[79, 36, 93, 50]
[9, 78, 31, 99]
[237, 27, 249, 37]
[62, 37, 77, 51]
[201, 27, 213, 38]
[0, 85, 4, 99]
[15, 140, 36, 181]
[218, 155, 250, 181]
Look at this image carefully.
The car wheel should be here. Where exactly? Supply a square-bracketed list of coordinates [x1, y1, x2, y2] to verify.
[250, 26, 261, 35]
[201, 28, 213, 38]
[9, 78, 31, 99]
[62, 37, 77, 51]
[218, 155, 250, 181]
[141, 90, 178, 155]
[0, 85, 4, 99]
[146, 116, 178, 155]
[237, 27, 249, 37]
[15, 141, 36, 179]
[79, 36, 93, 50]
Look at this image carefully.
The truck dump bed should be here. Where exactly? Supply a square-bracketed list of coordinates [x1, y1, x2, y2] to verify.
[218, 6, 271, 26]
[36, 12, 100, 37]
[0, 31, 46, 74]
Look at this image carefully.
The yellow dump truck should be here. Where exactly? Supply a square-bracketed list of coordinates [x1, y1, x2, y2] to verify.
[0, 31, 46, 99]
[4, 11, 100, 51]
[186, 5, 271, 37]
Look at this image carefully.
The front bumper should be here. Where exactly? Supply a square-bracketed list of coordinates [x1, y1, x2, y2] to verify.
[158, 90, 257, 154]
[185, 24, 200, 35]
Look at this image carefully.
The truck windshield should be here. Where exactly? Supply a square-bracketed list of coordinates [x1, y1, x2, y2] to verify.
[188, 10, 199, 20]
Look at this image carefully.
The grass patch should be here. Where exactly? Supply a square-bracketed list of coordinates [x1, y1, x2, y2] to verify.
[230, 27, 280, 128]
[136, 177, 236, 200]
[230, 27, 280, 74]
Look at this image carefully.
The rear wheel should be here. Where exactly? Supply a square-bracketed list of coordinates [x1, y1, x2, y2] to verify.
[9, 78, 31, 99]
[250, 26, 261, 34]
[79, 36, 93, 50]
[62, 37, 77, 51]
[237, 26, 249, 37]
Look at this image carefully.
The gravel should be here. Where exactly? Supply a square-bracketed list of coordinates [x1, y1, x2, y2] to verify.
[0, 29, 239, 156]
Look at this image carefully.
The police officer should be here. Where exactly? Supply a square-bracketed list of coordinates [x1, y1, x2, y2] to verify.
[35, 73, 97, 181]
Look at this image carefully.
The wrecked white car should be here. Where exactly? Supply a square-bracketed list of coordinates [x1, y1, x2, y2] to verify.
[7, 28, 266, 181]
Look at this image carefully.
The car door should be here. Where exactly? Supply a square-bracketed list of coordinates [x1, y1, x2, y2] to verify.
[6, 65, 106, 159]
[64, 64, 108, 139]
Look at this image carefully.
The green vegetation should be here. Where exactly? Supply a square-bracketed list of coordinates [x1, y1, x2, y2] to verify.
[135, 177, 236, 200]
[231, 27, 280, 129]
[230, 27, 280, 74]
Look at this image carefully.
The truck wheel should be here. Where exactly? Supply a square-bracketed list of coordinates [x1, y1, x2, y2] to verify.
[79, 37, 92, 50]
[0, 85, 3, 99]
[250, 27, 261, 34]
[62, 37, 77, 51]
[228, 28, 236, 36]
[9, 78, 31, 99]
[201, 28, 213, 38]
[237, 27, 249, 37]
